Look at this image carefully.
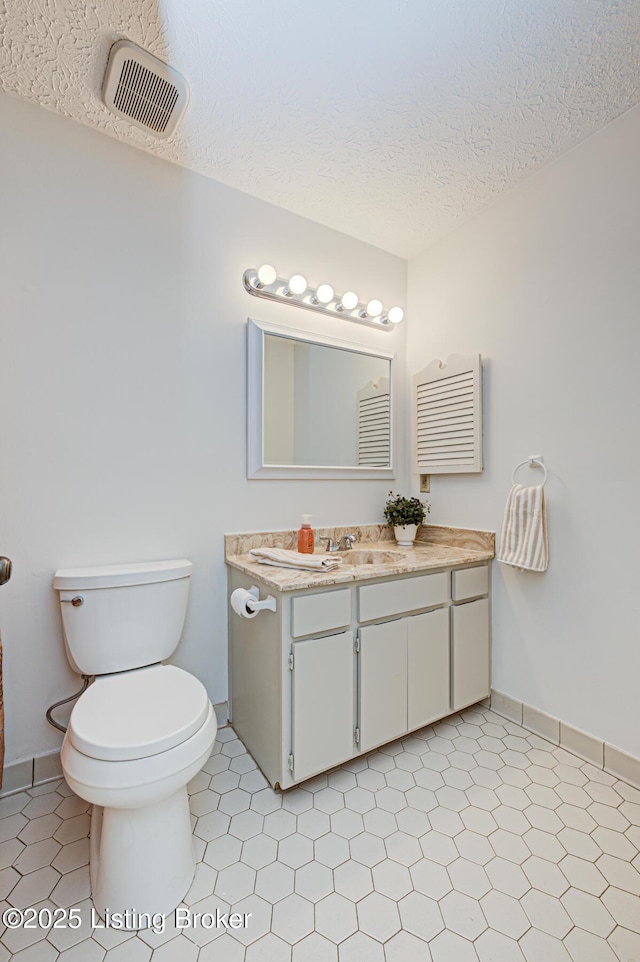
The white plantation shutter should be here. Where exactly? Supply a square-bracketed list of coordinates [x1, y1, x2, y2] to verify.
[413, 355, 482, 473]
[357, 378, 391, 467]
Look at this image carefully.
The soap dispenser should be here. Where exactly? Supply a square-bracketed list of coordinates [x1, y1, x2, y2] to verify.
[298, 515, 315, 554]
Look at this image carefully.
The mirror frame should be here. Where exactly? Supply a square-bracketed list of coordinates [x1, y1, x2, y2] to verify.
[247, 317, 396, 479]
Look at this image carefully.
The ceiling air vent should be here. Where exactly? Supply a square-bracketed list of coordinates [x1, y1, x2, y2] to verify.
[103, 40, 189, 139]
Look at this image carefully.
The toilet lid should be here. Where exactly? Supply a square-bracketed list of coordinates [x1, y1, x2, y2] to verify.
[68, 665, 210, 762]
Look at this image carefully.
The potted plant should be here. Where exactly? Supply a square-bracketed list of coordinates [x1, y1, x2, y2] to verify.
[384, 491, 430, 546]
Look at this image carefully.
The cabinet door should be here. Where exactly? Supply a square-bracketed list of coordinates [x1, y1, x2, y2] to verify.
[407, 607, 450, 730]
[451, 598, 490, 710]
[359, 620, 407, 752]
[291, 631, 355, 783]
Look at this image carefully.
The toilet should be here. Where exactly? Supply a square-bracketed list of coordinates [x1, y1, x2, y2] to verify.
[54, 559, 217, 921]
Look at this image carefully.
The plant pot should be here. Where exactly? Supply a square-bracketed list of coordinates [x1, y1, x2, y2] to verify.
[394, 524, 418, 546]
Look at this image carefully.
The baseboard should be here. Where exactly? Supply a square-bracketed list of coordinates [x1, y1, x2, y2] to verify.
[490, 688, 640, 790]
[213, 701, 229, 728]
[1, 700, 230, 798]
[0, 757, 34, 797]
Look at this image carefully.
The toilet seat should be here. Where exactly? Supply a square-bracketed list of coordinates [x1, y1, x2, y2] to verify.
[68, 664, 210, 762]
[62, 702, 217, 809]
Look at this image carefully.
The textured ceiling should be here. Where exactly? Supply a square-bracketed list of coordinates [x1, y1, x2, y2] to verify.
[2, 0, 640, 258]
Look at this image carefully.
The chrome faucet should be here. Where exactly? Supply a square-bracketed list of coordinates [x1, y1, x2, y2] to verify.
[320, 533, 358, 553]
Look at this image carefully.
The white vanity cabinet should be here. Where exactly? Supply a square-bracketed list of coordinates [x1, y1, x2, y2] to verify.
[228, 561, 491, 790]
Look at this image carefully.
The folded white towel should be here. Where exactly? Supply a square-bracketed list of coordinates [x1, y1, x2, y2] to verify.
[249, 548, 344, 571]
[497, 483, 548, 572]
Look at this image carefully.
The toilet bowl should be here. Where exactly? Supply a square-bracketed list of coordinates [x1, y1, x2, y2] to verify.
[54, 560, 217, 923]
[62, 666, 217, 918]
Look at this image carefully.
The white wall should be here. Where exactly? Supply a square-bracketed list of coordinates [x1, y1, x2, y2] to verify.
[0, 92, 407, 765]
[408, 104, 640, 758]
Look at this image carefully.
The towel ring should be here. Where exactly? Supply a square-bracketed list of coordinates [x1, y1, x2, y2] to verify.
[512, 457, 547, 486]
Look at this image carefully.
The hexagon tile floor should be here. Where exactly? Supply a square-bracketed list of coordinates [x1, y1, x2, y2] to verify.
[1, 706, 640, 962]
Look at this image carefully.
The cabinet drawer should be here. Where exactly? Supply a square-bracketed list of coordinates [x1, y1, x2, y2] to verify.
[359, 571, 448, 623]
[291, 589, 351, 638]
[452, 565, 489, 601]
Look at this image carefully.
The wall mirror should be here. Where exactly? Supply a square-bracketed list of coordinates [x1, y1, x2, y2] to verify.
[247, 318, 395, 479]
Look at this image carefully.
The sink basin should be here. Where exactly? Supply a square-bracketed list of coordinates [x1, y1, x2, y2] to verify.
[342, 549, 402, 565]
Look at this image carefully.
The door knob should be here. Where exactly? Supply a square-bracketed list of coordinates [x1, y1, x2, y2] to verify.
[0, 557, 12, 586]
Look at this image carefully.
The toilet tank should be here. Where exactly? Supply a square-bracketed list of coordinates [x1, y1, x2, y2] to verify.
[53, 560, 193, 676]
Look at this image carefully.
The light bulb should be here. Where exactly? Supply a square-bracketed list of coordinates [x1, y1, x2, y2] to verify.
[257, 264, 277, 286]
[388, 306, 404, 324]
[288, 274, 307, 295]
[340, 291, 359, 311]
[366, 299, 383, 317]
[316, 284, 334, 304]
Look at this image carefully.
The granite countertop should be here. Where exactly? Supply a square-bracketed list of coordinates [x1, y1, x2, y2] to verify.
[225, 524, 495, 592]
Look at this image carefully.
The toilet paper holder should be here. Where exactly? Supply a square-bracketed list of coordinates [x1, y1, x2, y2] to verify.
[246, 586, 277, 613]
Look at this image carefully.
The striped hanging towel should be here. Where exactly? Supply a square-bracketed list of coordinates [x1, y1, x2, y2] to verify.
[497, 483, 548, 571]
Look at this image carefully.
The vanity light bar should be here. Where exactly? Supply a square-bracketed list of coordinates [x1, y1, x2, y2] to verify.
[243, 266, 404, 330]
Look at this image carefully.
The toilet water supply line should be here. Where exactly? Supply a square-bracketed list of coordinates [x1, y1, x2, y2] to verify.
[45, 675, 91, 733]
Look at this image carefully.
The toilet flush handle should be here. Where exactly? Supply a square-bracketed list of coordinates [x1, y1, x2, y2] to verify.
[61, 595, 84, 607]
